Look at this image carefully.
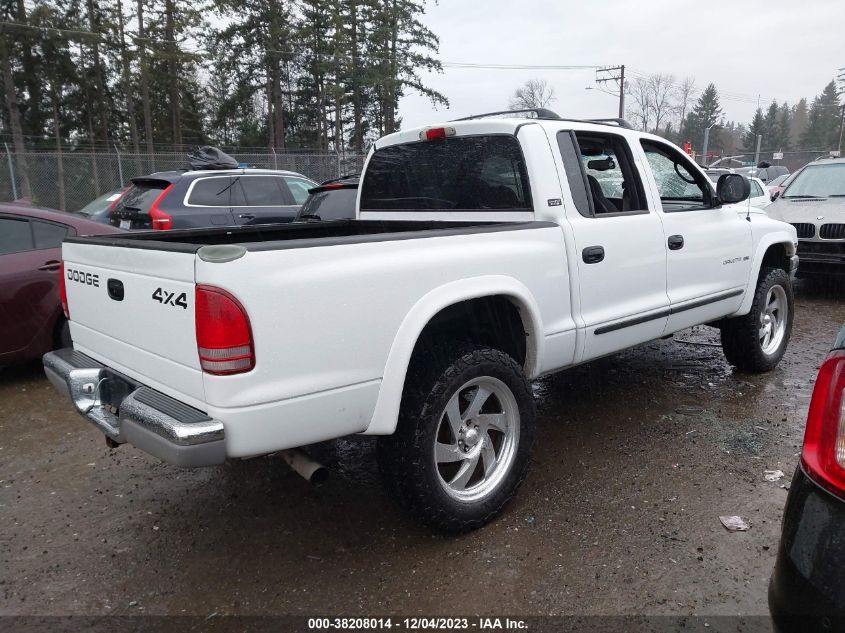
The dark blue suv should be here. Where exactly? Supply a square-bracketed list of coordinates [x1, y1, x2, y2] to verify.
[108, 169, 317, 230]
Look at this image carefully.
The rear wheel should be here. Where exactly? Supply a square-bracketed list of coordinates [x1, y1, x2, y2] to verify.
[377, 345, 535, 533]
[720, 268, 793, 373]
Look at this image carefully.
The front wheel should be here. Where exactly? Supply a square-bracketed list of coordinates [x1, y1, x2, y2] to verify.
[720, 268, 793, 373]
[377, 345, 535, 533]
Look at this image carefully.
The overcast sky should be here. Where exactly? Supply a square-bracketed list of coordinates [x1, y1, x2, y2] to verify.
[398, 0, 844, 130]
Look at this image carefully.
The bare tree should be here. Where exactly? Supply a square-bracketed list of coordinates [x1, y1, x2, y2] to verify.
[674, 76, 697, 138]
[625, 77, 651, 131]
[648, 73, 675, 132]
[509, 79, 556, 110]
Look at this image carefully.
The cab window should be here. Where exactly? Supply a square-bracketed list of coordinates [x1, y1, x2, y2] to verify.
[556, 131, 647, 216]
[641, 140, 714, 211]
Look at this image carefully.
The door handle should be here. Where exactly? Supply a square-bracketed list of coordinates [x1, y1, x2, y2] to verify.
[668, 235, 684, 250]
[582, 245, 605, 264]
[38, 260, 61, 272]
[238, 213, 255, 220]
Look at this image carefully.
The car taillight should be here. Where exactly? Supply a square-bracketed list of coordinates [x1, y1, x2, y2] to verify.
[195, 285, 255, 375]
[60, 261, 69, 319]
[149, 184, 174, 230]
[801, 349, 845, 497]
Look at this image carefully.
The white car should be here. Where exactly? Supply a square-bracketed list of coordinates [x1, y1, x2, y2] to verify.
[44, 111, 798, 532]
[749, 177, 772, 208]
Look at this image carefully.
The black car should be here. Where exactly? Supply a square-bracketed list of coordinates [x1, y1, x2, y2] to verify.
[296, 174, 359, 222]
[109, 168, 318, 230]
[770, 324, 845, 631]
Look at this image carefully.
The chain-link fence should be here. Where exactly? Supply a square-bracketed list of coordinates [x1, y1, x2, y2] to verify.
[0, 147, 367, 212]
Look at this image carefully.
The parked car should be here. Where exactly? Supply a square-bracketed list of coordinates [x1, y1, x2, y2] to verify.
[769, 324, 845, 631]
[108, 168, 318, 230]
[45, 111, 797, 533]
[295, 174, 359, 221]
[737, 164, 790, 184]
[0, 204, 120, 365]
[769, 170, 804, 202]
[766, 157, 845, 277]
[75, 187, 128, 224]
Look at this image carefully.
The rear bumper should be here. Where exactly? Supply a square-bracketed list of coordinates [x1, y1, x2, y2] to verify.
[769, 465, 845, 631]
[43, 349, 226, 467]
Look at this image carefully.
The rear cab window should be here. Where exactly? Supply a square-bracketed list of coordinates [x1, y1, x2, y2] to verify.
[360, 135, 532, 212]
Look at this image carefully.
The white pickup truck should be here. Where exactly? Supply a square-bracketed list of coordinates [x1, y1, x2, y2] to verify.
[44, 110, 798, 532]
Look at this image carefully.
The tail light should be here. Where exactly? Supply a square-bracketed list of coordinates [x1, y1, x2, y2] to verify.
[195, 285, 255, 375]
[149, 184, 174, 230]
[60, 261, 69, 319]
[801, 350, 845, 496]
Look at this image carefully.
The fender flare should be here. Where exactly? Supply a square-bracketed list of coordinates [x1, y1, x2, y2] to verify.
[733, 232, 796, 316]
[363, 275, 543, 435]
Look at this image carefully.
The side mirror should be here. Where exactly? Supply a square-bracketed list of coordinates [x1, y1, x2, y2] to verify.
[771, 190, 781, 202]
[717, 173, 750, 204]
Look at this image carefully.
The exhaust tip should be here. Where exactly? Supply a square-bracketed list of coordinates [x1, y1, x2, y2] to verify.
[281, 449, 329, 485]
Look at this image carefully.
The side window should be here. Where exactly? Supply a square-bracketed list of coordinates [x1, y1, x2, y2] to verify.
[557, 131, 647, 216]
[284, 177, 316, 205]
[32, 221, 68, 249]
[0, 218, 34, 255]
[641, 140, 714, 212]
[239, 176, 287, 206]
[751, 181, 764, 197]
[188, 177, 232, 206]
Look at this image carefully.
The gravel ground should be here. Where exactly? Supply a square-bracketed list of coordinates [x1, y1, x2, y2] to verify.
[1, 281, 843, 619]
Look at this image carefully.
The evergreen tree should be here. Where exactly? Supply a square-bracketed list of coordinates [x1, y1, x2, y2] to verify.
[801, 80, 842, 150]
[743, 108, 765, 152]
[683, 83, 722, 153]
[790, 98, 808, 149]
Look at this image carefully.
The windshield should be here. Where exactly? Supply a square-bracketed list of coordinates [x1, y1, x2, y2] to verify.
[783, 163, 845, 198]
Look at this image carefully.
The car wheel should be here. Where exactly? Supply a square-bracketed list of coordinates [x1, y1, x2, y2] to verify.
[377, 344, 535, 533]
[720, 268, 793, 373]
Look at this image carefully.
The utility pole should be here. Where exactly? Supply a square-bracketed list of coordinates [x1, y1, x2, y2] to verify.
[701, 123, 717, 168]
[595, 65, 626, 119]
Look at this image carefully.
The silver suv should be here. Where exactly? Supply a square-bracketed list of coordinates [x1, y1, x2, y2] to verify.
[767, 157, 845, 278]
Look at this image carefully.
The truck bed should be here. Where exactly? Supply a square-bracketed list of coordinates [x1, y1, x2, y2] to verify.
[67, 220, 552, 252]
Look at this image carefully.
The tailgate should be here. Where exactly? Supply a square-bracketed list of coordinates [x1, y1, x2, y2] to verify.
[61, 241, 205, 407]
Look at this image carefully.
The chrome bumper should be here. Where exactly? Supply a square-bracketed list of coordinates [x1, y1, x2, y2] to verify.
[43, 349, 225, 467]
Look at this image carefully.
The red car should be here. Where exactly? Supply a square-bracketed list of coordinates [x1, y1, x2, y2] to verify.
[0, 203, 121, 365]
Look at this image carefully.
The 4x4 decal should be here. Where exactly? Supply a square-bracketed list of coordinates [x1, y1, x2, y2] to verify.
[152, 287, 188, 309]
